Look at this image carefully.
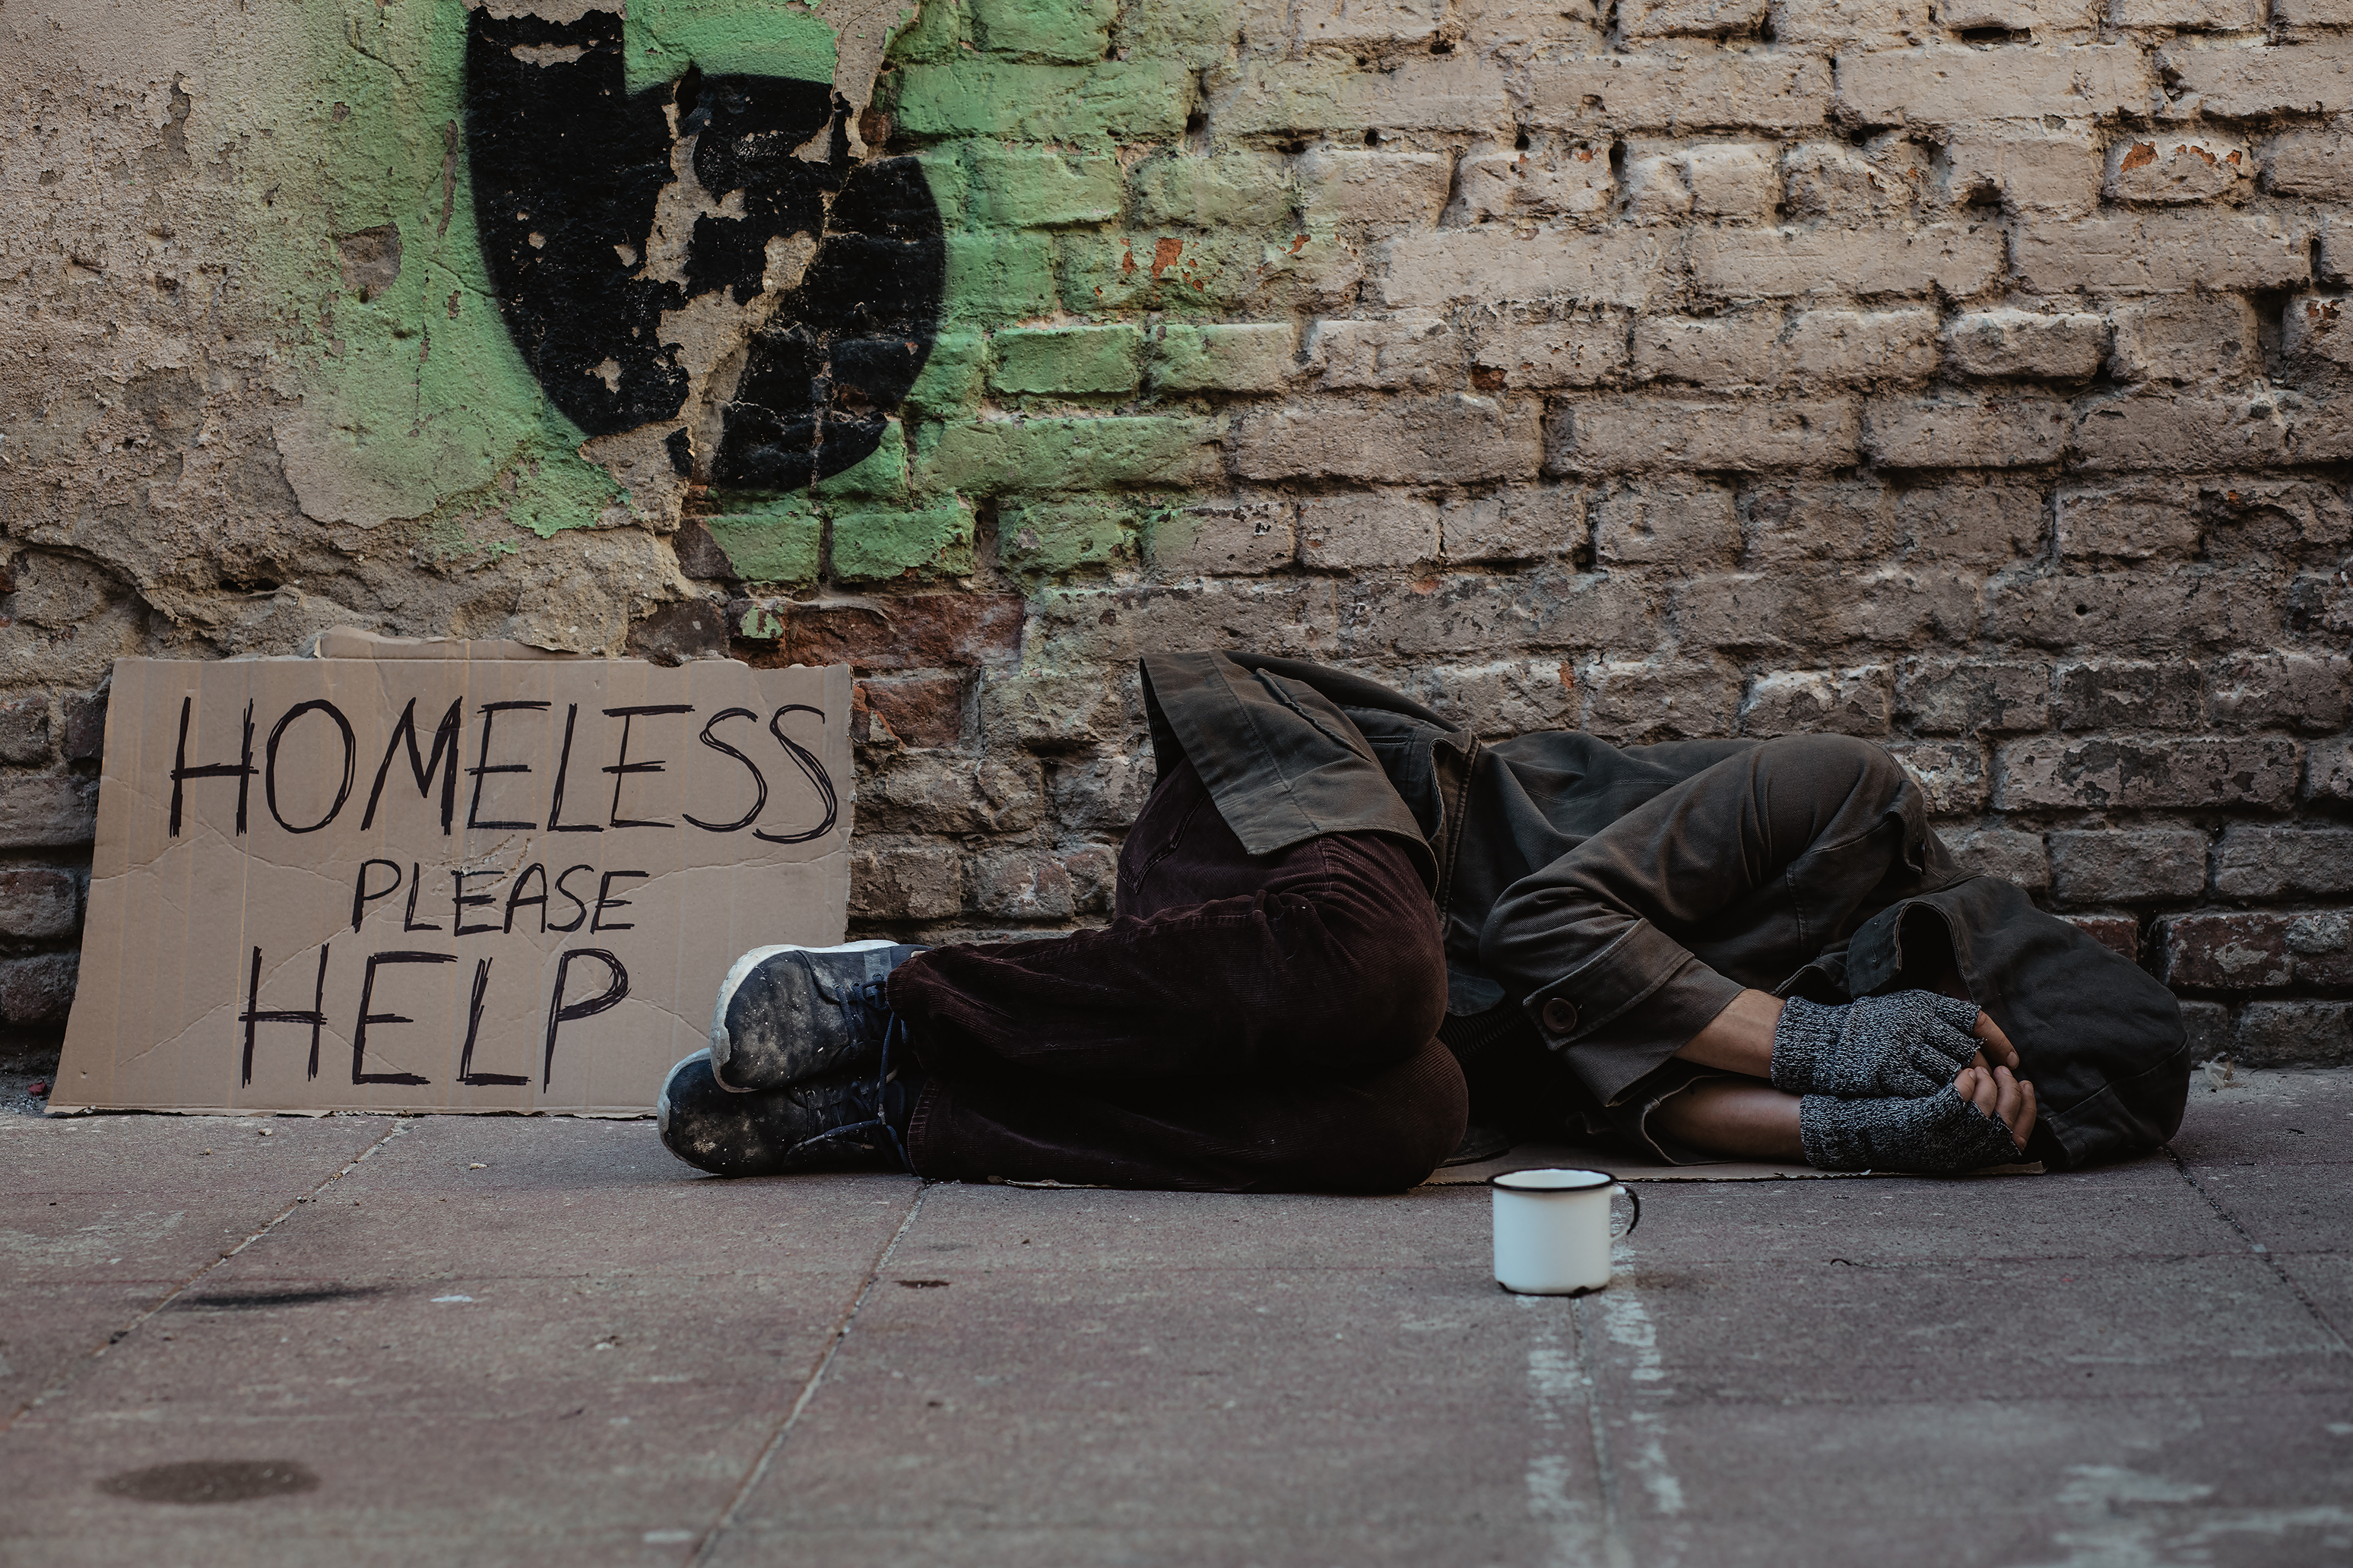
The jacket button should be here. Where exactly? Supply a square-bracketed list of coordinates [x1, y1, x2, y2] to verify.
[1541, 998, 1578, 1034]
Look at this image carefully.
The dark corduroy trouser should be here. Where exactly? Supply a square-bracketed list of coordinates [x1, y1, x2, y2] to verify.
[890, 755, 1466, 1193]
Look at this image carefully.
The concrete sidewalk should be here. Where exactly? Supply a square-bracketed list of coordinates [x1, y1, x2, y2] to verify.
[3, 1068, 2348, 1568]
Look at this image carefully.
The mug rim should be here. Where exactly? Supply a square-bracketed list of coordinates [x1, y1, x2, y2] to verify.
[1489, 1167, 1616, 1193]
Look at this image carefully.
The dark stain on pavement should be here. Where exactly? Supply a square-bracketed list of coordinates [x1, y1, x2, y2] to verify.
[173, 1284, 390, 1312]
[97, 1460, 320, 1504]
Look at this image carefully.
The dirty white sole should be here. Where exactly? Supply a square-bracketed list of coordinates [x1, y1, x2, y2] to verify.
[708, 940, 898, 1088]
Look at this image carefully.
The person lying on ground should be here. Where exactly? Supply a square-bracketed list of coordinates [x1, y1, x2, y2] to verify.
[654, 651, 2190, 1192]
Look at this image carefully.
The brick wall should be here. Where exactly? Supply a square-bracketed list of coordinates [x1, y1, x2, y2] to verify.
[5, 0, 2351, 1068]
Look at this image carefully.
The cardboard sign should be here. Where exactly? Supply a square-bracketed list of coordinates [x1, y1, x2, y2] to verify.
[52, 644, 851, 1115]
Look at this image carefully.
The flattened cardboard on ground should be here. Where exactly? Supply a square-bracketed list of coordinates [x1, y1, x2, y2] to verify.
[53, 641, 851, 1115]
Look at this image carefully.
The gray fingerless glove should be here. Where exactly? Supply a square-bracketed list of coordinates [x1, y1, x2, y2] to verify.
[1798, 1088, 2022, 1173]
[1770, 990, 1984, 1098]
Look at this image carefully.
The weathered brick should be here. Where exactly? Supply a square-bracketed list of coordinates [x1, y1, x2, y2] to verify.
[2262, 124, 2353, 200]
[1897, 480, 2047, 565]
[2054, 482, 2202, 564]
[1897, 657, 2053, 736]
[2105, 135, 2255, 204]
[1592, 481, 1739, 569]
[0, 952, 77, 1026]
[1309, 317, 1466, 391]
[1781, 138, 1934, 221]
[1341, 568, 1657, 656]
[1937, 122, 2103, 218]
[921, 417, 1224, 493]
[624, 599, 729, 666]
[1742, 480, 1899, 567]
[1980, 567, 2281, 651]
[1620, 0, 1769, 38]
[1884, 740, 1990, 815]
[1768, 0, 1931, 46]
[889, 59, 1191, 141]
[2012, 214, 2310, 294]
[2197, 479, 2353, 565]
[1632, 312, 1782, 388]
[2179, 999, 2231, 1064]
[1287, 0, 1452, 49]
[1471, 318, 1629, 389]
[858, 675, 970, 750]
[0, 698, 52, 767]
[61, 691, 106, 768]
[1521, 52, 1832, 132]
[1295, 150, 1453, 227]
[1037, 579, 1342, 665]
[1995, 736, 2301, 809]
[2230, 1000, 2353, 1067]
[0, 777, 98, 849]
[1783, 309, 1940, 385]
[1739, 667, 1893, 737]
[2107, 295, 2260, 385]
[2282, 291, 2353, 371]
[1050, 743, 1159, 835]
[1673, 570, 1980, 654]
[2159, 909, 2353, 991]
[1390, 658, 1580, 736]
[969, 0, 1121, 61]
[961, 146, 1125, 226]
[1835, 45, 2151, 126]
[2206, 651, 2352, 733]
[2215, 826, 2353, 898]
[1377, 228, 1670, 311]
[1131, 152, 1293, 230]
[861, 752, 1045, 835]
[1623, 141, 1779, 220]
[1439, 485, 1587, 561]
[831, 501, 979, 583]
[2114, 0, 2265, 27]
[757, 593, 1026, 673]
[1941, 827, 2051, 892]
[2050, 829, 2208, 904]
[999, 498, 1138, 581]
[0, 868, 80, 941]
[1209, 56, 1512, 135]
[2158, 38, 2353, 119]
[1146, 499, 1297, 577]
[1578, 658, 1742, 740]
[1064, 231, 1363, 316]
[1150, 324, 1294, 394]
[993, 325, 1143, 398]
[1548, 397, 1860, 474]
[1942, 310, 2106, 382]
[2062, 914, 2141, 963]
[2308, 737, 2353, 803]
[2055, 658, 2204, 730]
[1237, 394, 1543, 483]
[1689, 224, 2003, 300]
[2278, 0, 2353, 26]
[850, 844, 966, 922]
[2072, 391, 2292, 474]
[1451, 141, 1614, 223]
[1864, 394, 2069, 470]
[1299, 491, 1442, 569]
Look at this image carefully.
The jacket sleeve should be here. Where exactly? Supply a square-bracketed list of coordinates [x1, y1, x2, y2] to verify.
[1477, 735, 1930, 1107]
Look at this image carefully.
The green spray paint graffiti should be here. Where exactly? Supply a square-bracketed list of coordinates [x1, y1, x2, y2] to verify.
[266, 0, 931, 542]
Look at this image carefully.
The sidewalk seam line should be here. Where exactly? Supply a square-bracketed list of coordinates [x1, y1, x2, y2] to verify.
[1, 1115, 414, 1432]
[2164, 1145, 2352, 1355]
[691, 1180, 929, 1566]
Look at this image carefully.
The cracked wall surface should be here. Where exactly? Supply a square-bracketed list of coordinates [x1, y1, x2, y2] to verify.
[4, 0, 2352, 1069]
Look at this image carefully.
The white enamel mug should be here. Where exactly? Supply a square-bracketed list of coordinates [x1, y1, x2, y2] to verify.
[1490, 1167, 1642, 1295]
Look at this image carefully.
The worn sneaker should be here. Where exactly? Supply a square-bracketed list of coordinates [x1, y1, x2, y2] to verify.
[709, 939, 929, 1092]
[657, 1047, 924, 1178]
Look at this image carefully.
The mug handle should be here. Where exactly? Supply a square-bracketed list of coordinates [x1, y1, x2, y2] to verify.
[1611, 1183, 1642, 1237]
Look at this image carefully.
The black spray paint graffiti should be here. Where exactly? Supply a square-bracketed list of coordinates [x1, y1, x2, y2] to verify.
[464, 10, 945, 489]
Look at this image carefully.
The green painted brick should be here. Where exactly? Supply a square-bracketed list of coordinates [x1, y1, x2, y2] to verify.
[999, 497, 1139, 580]
[1111, 0, 1244, 68]
[886, 60, 1191, 143]
[1151, 323, 1294, 393]
[813, 419, 909, 502]
[1131, 152, 1295, 230]
[886, 0, 969, 62]
[832, 499, 978, 581]
[943, 230, 1059, 324]
[993, 325, 1142, 397]
[917, 416, 1224, 494]
[962, 146, 1124, 228]
[969, 0, 1119, 62]
[1062, 230, 1356, 318]
[703, 503, 822, 587]
[906, 331, 988, 416]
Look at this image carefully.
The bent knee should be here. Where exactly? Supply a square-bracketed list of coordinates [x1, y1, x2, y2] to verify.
[1754, 732, 1913, 811]
[1321, 1040, 1469, 1193]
